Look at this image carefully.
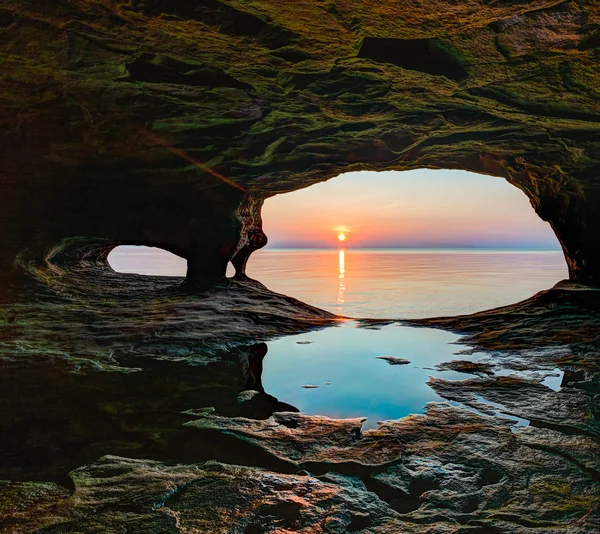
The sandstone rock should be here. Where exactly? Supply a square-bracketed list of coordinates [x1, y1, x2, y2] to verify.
[2, 0, 600, 287]
[185, 403, 600, 531]
[435, 360, 495, 376]
[2, 2, 600, 531]
[376, 356, 411, 365]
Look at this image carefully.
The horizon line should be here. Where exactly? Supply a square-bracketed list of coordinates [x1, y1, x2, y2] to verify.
[261, 246, 563, 251]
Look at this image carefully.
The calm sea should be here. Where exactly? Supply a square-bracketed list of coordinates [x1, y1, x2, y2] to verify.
[246, 248, 567, 318]
[109, 247, 567, 319]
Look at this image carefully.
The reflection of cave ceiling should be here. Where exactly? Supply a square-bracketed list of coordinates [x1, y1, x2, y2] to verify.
[1, 1, 600, 284]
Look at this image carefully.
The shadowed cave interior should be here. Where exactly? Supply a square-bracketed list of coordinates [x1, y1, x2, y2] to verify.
[1, 0, 600, 532]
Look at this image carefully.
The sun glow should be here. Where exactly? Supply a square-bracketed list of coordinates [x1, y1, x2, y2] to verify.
[338, 233, 346, 242]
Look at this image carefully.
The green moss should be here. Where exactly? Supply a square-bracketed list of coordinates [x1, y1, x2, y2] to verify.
[430, 38, 474, 72]
[323, 0, 341, 17]
[494, 35, 512, 59]
[528, 478, 598, 516]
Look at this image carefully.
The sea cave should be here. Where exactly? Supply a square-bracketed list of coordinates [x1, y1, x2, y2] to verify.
[1, 1, 599, 532]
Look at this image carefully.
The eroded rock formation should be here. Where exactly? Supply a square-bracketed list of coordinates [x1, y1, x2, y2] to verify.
[1, 0, 600, 287]
[2, 2, 600, 532]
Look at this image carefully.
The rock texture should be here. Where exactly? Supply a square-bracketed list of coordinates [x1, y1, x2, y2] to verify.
[1, 0, 600, 286]
[1, 283, 599, 531]
[412, 281, 600, 349]
[4, 405, 599, 533]
[2, 2, 600, 533]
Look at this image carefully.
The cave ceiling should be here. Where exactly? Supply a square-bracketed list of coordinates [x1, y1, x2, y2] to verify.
[2, 0, 599, 192]
[1, 0, 600, 283]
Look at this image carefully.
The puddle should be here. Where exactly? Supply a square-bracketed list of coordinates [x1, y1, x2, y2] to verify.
[448, 399, 531, 431]
[263, 321, 484, 429]
[541, 368, 564, 391]
[495, 367, 565, 392]
[2, 321, 556, 481]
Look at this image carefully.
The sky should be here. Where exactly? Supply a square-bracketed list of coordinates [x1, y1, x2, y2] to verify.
[262, 169, 561, 249]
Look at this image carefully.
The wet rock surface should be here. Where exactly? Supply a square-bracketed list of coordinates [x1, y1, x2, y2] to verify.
[0, 274, 336, 369]
[411, 281, 600, 350]
[1, 277, 600, 532]
[434, 360, 495, 376]
[2, 0, 600, 530]
[3, 405, 599, 532]
[2, 456, 404, 533]
[429, 374, 599, 438]
[1, 279, 600, 532]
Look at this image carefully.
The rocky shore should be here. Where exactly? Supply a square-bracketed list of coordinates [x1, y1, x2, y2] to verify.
[1, 276, 598, 532]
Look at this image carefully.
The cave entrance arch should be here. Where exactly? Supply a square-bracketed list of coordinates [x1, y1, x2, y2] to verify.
[245, 169, 567, 318]
[108, 245, 187, 277]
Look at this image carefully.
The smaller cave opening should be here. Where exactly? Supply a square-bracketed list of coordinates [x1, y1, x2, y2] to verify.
[108, 245, 187, 277]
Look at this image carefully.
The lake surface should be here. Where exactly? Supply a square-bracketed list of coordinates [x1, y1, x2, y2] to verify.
[108, 247, 567, 318]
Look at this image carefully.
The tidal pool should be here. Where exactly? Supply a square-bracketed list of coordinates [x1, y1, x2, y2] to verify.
[263, 321, 482, 429]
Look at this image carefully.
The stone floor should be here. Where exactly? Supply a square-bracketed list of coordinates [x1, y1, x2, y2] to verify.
[1, 274, 598, 533]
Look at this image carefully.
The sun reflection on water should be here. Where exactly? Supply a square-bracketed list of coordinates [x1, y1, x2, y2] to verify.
[337, 249, 345, 313]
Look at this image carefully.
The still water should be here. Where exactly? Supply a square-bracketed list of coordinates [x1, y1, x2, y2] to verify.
[109, 247, 567, 318]
[248, 248, 567, 318]
[262, 321, 481, 429]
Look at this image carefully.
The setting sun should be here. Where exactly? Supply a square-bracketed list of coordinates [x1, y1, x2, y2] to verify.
[338, 233, 346, 242]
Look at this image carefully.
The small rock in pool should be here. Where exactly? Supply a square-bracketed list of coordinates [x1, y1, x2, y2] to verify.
[296, 341, 313, 344]
[302, 384, 319, 389]
[435, 360, 495, 376]
[377, 356, 411, 365]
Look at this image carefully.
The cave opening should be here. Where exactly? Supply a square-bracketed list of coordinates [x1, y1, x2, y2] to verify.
[108, 245, 187, 277]
[246, 169, 568, 319]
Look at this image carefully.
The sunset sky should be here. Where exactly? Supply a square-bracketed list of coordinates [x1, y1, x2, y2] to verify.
[262, 170, 561, 249]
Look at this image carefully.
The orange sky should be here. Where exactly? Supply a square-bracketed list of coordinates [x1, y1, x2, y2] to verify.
[262, 170, 560, 249]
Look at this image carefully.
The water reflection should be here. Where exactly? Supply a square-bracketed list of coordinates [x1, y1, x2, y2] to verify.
[248, 249, 568, 318]
[337, 249, 345, 314]
[263, 321, 483, 429]
[0, 344, 294, 481]
[1, 321, 480, 480]
[2, 320, 558, 482]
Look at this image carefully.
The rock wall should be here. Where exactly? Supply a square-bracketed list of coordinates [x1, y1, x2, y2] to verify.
[1, 0, 599, 287]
